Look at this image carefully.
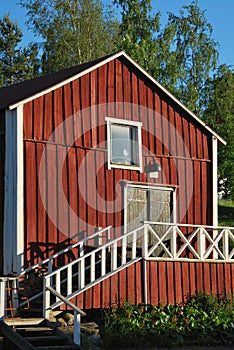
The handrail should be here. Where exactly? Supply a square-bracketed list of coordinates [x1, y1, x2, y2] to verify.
[144, 222, 234, 261]
[45, 286, 86, 316]
[19, 226, 112, 276]
[44, 286, 86, 346]
[143, 221, 234, 230]
[42, 225, 145, 310]
[45, 225, 144, 278]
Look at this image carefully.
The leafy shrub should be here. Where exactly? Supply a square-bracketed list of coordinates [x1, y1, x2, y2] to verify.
[102, 293, 234, 348]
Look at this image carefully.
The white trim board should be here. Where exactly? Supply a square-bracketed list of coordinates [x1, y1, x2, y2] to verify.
[3, 107, 24, 274]
[8, 51, 225, 145]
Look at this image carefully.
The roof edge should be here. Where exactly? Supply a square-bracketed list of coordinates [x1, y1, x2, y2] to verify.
[120, 52, 226, 145]
[9, 51, 125, 111]
[9, 50, 226, 145]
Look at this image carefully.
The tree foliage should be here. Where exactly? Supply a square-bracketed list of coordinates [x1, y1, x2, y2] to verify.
[1, 0, 233, 197]
[113, 0, 163, 78]
[159, 0, 219, 115]
[0, 14, 39, 87]
[203, 66, 234, 198]
[20, 0, 118, 73]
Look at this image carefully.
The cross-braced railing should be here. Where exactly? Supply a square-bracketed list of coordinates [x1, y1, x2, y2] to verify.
[143, 222, 234, 261]
[43, 222, 234, 316]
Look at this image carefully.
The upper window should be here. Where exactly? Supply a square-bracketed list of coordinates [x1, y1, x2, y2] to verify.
[106, 117, 142, 171]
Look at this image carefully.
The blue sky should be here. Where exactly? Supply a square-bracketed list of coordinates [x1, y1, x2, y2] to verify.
[1, 0, 233, 67]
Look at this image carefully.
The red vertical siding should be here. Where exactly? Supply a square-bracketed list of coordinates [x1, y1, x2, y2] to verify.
[22, 55, 215, 302]
[63, 260, 234, 310]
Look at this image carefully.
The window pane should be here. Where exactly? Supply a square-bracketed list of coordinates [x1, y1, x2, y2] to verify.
[111, 124, 132, 165]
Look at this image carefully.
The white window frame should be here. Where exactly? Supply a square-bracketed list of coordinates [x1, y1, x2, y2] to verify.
[106, 117, 142, 172]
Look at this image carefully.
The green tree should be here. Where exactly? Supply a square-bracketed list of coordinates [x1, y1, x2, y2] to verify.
[20, 0, 118, 73]
[113, 0, 166, 79]
[0, 14, 39, 87]
[160, 0, 219, 115]
[203, 65, 234, 199]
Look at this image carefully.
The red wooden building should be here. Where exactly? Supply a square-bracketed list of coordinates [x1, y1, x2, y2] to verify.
[0, 51, 233, 315]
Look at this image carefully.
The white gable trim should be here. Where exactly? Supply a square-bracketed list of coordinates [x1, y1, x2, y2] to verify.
[8, 51, 225, 145]
[9, 51, 126, 111]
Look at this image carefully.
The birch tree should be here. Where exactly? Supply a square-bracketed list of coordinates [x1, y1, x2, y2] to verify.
[20, 0, 118, 73]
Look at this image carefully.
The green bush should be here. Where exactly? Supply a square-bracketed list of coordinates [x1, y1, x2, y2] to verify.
[102, 293, 234, 348]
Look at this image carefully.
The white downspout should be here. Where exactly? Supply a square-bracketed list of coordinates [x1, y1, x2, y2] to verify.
[15, 105, 24, 273]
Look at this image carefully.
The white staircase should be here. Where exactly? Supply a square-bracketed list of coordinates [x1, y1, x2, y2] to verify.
[0, 225, 145, 346]
[1, 222, 234, 346]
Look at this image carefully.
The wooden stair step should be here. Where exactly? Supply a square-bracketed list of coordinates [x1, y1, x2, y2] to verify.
[0, 321, 35, 350]
[25, 335, 66, 341]
[25, 334, 67, 345]
[35, 346, 79, 350]
[15, 326, 54, 332]
[5, 317, 45, 326]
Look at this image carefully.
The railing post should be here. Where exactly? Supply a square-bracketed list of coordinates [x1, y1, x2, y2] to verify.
[73, 310, 81, 346]
[67, 264, 72, 295]
[79, 241, 84, 257]
[132, 230, 136, 259]
[12, 278, 19, 316]
[112, 241, 117, 270]
[78, 242, 85, 289]
[171, 225, 177, 258]
[79, 259, 85, 289]
[48, 257, 53, 274]
[122, 235, 127, 265]
[94, 227, 102, 247]
[143, 224, 148, 259]
[91, 252, 95, 282]
[107, 227, 111, 243]
[55, 272, 61, 303]
[101, 247, 106, 276]
[198, 228, 205, 259]
[142, 224, 148, 304]
[213, 228, 219, 259]
[43, 278, 50, 319]
[0, 279, 5, 320]
[223, 229, 229, 260]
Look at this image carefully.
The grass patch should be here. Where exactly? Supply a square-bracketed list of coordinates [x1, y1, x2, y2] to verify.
[102, 293, 234, 349]
[218, 200, 234, 227]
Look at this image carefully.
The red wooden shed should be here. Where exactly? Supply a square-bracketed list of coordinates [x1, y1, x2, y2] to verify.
[0, 51, 233, 315]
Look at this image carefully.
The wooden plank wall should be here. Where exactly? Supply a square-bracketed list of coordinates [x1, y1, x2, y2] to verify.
[67, 260, 234, 310]
[0, 110, 5, 274]
[23, 57, 213, 267]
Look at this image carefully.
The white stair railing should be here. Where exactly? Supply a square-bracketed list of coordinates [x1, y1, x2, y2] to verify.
[2, 222, 234, 322]
[3, 226, 111, 313]
[44, 286, 86, 346]
[43, 225, 145, 310]
[20, 226, 111, 277]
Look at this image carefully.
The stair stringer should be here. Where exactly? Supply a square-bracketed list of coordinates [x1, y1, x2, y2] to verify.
[0, 320, 36, 350]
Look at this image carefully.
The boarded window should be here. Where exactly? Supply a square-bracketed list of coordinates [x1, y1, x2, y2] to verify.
[125, 186, 174, 256]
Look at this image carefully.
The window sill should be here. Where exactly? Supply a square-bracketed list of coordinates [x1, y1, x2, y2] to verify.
[108, 163, 142, 172]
